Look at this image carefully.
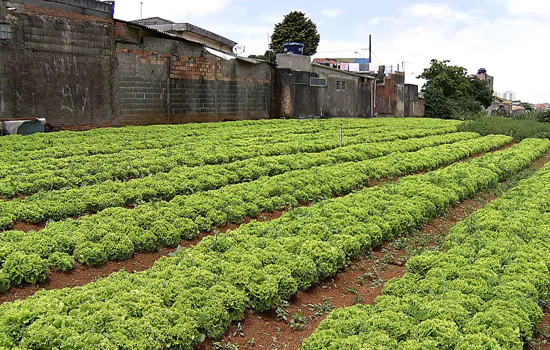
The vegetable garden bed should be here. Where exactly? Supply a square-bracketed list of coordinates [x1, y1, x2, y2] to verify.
[1, 118, 550, 350]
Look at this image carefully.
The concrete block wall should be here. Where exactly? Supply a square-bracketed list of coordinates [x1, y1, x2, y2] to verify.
[404, 83, 425, 117]
[114, 21, 273, 125]
[272, 67, 372, 119]
[0, 0, 116, 126]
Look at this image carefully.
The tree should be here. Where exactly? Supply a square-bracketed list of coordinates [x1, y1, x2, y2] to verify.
[248, 50, 276, 63]
[270, 11, 320, 56]
[520, 102, 533, 111]
[470, 76, 493, 108]
[418, 59, 470, 98]
[419, 59, 494, 118]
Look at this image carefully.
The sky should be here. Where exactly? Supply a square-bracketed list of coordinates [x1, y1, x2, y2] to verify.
[112, 0, 550, 103]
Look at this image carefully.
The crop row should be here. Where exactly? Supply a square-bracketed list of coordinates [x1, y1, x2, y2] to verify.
[0, 135, 515, 290]
[1, 132, 482, 226]
[303, 152, 550, 350]
[0, 124, 460, 198]
[0, 118, 456, 163]
[0, 139, 546, 349]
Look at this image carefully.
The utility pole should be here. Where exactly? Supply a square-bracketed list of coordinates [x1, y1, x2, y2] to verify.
[368, 34, 372, 65]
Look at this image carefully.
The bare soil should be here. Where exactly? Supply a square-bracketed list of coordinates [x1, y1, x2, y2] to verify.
[196, 193, 496, 350]
[0, 144, 520, 305]
[197, 150, 550, 350]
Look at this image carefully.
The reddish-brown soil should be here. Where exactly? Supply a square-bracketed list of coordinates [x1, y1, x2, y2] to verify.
[197, 151, 550, 350]
[0, 144, 523, 305]
[196, 193, 496, 350]
[0, 209, 287, 305]
[11, 221, 46, 232]
[528, 305, 550, 349]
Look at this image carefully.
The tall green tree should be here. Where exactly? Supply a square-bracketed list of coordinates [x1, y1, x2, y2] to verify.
[270, 11, 320, 56]
[419, 59, 494, 118]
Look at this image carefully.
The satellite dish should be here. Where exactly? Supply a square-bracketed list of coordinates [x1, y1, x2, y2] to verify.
[232, 44, 246, 56]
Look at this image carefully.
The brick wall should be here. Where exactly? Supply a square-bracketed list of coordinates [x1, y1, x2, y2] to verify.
[0, 0, 116, 126]
[114, 21, 273, 125]
[375, 72, 405, 117]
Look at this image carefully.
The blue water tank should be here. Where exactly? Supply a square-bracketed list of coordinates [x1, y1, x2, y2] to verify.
[283, 42, 305, 55]
[477, 68, 487, 74]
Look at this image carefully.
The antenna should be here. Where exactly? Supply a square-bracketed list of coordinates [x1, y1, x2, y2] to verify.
[140, 2, 143, 19]
[232, 44, 246, 57]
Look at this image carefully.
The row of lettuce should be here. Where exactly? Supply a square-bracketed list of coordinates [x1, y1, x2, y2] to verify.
[303, 151, 550, 350]
[0, 135, 513, 290]
[0, 139, 546, 349]
[0, 117, 401, 154]
[0, 118, 454, 164]
[0, 122, 459, 198]
[1, 132, 481, 225]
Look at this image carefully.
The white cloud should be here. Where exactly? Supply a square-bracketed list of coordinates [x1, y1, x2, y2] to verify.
[350, 6, 550, 102]
[113, 0, 232, 21]
[406, 3, 475, 22]
[320, 9, 343, 18]
[506, 0, 550, 17]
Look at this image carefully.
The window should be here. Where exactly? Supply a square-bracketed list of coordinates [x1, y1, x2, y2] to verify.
[0, 23, 11, 41]
[336, 80, 346, 91]
[310, 76, 327, 87]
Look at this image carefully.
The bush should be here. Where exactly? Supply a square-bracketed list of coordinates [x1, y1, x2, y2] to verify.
[3, 252, 49, 285]
[74, 242, 107, 266]
[458, 117, 550, 142]
[47, 252, 76, 272]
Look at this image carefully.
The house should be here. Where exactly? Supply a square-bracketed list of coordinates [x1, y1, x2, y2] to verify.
[313, 58, 370, 73]
[133, 17, 237, 54]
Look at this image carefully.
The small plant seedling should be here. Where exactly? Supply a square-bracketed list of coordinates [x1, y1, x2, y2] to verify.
[213, 341, 239, 350]
[290, 310, 308, 331]
[232, 322, 245, 338]
[276, 301, 291, 322]
[307, 297, 334, 318]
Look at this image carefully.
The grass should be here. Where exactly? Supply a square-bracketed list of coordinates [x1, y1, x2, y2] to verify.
[458, 117, 550, 142]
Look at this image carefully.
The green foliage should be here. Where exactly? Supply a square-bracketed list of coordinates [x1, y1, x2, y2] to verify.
[304, 143, 550, 349]
[459, 117, 550, 141]
[47, 252, 75, 272]
[248, 50, 275, 63]
[0, 132, 513, 289]
[419, 59, 493, 119]
[470, 77, 493, 108]
[0, 271, 10, 293]
[3, 252, 48, 285]
[270, 11, 320, 55]
[1, 119, 460, 228]
[418, 59, 470, 98]
[0, 139, 547, 348]
[74, 242, 107, 266]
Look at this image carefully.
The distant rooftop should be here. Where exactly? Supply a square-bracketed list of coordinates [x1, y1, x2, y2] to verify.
[131, 18, 237, 48]
[132, 17, 175, 26]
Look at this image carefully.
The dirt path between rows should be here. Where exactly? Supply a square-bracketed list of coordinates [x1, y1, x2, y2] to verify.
[196, 151, 550, 350]
[0, 143, 517, 306]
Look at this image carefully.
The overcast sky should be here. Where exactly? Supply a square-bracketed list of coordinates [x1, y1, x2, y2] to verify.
[112, 0, 549, 103]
